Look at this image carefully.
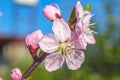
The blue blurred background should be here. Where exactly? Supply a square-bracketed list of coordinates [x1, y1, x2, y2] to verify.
[0, 0, 115, 36]
[0, 0, 120, 80]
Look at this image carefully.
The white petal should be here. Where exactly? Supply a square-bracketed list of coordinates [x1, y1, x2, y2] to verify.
[39, 34, 59, 53]
[65, 49, 85, 70]
[45, 53, 64, 72]
[52, 19, 71, 42]
[82, 11, 93, 27]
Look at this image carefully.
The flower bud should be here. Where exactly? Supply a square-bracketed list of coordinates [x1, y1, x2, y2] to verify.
[10, 68, 22, 80]
[26, 30, 43, 54]
[43, 3, 61, 21]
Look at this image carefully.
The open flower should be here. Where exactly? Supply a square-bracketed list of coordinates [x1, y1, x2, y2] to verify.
[43, 3, 61, 21]
[39, 19, 85, 72]
[75, 1, 92, 27]
[73, 1, 95, 49]
[10, 68, 22, 80]
[26, 30, 43, 54]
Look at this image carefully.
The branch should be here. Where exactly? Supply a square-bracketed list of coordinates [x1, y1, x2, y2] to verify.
[22, 53, 48, 80]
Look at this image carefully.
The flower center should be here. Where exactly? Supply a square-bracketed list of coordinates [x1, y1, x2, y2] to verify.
[64, 46, 73, 54]
[58, 42, 73, 56]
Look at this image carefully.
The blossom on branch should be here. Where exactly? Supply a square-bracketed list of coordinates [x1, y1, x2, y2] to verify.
[23, 1, 96, 76]
[39, 19, 85, 72]
[10, 68, 22, 80]
[72, 1, 96, 49]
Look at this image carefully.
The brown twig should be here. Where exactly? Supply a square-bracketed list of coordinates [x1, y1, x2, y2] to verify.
[22, 53, 48, 80]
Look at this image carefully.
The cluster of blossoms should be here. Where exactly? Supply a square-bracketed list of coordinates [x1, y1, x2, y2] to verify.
[40, 1, 95, 71]
[10, 1, 96, 80]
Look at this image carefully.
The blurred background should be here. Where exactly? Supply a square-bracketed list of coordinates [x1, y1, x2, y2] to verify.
[0, 0, 120, 80]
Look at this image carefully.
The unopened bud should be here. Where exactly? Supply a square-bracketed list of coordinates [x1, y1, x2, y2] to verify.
[26, 30, 43, 54]
[43, 4, 61, 21]
[10, 68, 22, 80]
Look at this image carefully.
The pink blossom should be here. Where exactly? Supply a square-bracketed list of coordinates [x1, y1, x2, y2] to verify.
[70, 31, 87, 49]
[26, 30, 43, 54]
[73, 1, 95, 49]
[43, 3, 61, 21]
[39, 19, 85, 72]
[10, 68, 22, 80]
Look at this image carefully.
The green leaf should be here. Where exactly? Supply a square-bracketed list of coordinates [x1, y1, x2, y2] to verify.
[25, 77, 32, 80]
[84, 4, 92, 11]
[69, 7, 76, 23]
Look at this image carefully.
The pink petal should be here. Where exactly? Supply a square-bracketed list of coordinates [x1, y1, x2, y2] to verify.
[45, 53, 64, 72]
[65, 49, 85, 70]
[83, 29, 95, 44]
[26, 30, 43, 49]
[39, 34, 59, 53]
[75, 20, 83, 35]
[51, 3, 61, 12]
[43, 4, 61, 21]
[70, 31, 78, 43]
[31, 30, 43, 42]
[75, 36, 87, 50]
[71, 31, 87, 50]
[75, 1, 84, 20]
[52, 19, 71, 42]
[11, 68, 22, 80]
[26, 30, 43, 53]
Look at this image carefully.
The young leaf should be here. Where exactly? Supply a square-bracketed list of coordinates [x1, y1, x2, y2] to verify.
[69, 7, 76, 23]
[84, 4, 92, 11]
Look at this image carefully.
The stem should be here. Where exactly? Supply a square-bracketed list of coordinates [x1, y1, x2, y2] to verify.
[22, 53, 48, 80]
[31, 53, 37, 60]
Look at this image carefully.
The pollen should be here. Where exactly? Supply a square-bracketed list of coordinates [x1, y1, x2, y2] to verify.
[64, 46, 73, 54]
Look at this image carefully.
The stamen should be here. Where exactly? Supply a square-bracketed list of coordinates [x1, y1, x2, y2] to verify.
[90, 23, 96, 26]
[64, 46, 73, 55]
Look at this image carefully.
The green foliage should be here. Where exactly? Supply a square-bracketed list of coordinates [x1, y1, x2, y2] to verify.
[26, 77, 32, 80]
[69, 7, 76, 23]
[84, 4, 92, 11]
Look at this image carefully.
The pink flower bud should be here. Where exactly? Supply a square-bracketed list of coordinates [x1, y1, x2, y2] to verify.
[26, 30, 43, 54]
[43, 4, 61, 21]
[10, 68, 22, 80]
